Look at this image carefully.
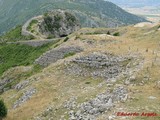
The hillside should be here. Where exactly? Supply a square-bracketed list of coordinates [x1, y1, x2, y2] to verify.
[0, 0, 146, 34]
[0, 21, 160, 119]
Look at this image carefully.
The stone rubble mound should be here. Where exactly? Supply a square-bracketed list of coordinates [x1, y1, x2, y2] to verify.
[66, 53, 130, 79]
[14, 80, 29, 90]
[65, 86, 128, 120]
[13, 88, 36, 108]
[35, 46, 83, 67]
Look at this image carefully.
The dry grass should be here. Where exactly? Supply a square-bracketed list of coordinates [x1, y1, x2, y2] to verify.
[1, 24, 160, 120]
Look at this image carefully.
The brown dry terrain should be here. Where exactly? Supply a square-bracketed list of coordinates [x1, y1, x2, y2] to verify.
[1, 23, 160, 120]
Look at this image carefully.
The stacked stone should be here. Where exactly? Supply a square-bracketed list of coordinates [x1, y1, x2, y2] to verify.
[35, 46, 83, 67]
[14, 80, 29, 90]
[66, 53, 129, 79]
[7, 39, 57, 47]
[0, 78, 13, 93]
[68, 86, 128, 120]
[13, 88, 36, 108]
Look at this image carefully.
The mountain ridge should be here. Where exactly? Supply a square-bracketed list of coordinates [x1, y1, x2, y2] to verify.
[0, 0, 146, 34]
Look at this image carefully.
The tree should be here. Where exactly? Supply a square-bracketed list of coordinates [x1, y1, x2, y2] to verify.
[0, 99, 7, 120]
[113, 32, 120, 36]
[107, 31, 110, 35]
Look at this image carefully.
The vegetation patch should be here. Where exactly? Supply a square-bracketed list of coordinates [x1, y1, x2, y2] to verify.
[64, 37, 69, 42]
[44, 15, 61, 32]
[113, 32, 120, 36]
[65, 12, 77, 26]
[27, 19, 38, 31]
[107, 31, 111, 35]
[3, 65, 42, 89]
[0, 99, 7, 119]
[64, 52, 76, 58]
[0, 43, 52, 76]
[47, 34, 55, 39]
[0, 25, 34, 42]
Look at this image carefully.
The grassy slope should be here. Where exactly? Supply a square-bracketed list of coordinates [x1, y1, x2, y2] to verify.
[0, 22, 160, 120]
[0, 25, 34, 42]
[0, 43, 51, 76]
[1, 24, 160, 120]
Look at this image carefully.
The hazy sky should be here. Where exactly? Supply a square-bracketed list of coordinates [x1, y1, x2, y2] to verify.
[106, 0, 160, 7]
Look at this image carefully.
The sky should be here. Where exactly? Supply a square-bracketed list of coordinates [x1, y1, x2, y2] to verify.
[106, 0, 160, 7]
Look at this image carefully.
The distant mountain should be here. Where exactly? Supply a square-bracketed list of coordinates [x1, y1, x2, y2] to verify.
[106, 0, 160, 7]
[0, 0, 146, 34]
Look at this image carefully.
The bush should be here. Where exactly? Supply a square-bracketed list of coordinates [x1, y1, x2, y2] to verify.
[27, 20, 38, 31]
[64, 52, 75, 58]
[44, 13, 49, 17]
[64, 37, 69, 42]
[113, 32, 120, 36]
[107, 31, 110, 35]
[47, 34, 55, 39]
[0, 99, 7, 120]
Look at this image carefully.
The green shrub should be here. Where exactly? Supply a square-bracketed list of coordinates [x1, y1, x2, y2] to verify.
[54, 14, 63, 21]
[85, 82, 91, 84]
[64, 52, 75, 58]
[54, 44, 59, 48]
[44, 13, 49, 17]
[44, 15, 61, 32]
[113, 32, 120, 36]
[107, 31, 110, 35]
[93, 31, 102, 34]
[27, 20, 38, 31]
[65, 12, 76, 25]
[0, 99, 7, 120]
[64, 37, 69, 42]
[47, 34, 55, 39]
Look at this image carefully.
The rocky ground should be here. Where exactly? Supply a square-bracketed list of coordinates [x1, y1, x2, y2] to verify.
[65, 86, 128, 120]
[35, 46, 83, 67]
[65, 52, 131, 79]
[1, 24, 160, 120]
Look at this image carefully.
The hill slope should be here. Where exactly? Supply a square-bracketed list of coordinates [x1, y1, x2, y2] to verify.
[0, 0, 146, 34]
[1, 22, 160, 120]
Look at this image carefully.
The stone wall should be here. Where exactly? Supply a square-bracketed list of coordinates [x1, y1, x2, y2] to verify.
[7, 39, 58, 47]
[13, 88, 36, 108]
[65, 52, 130, 80]
[35, 46, 83, 67]
[21, 15, 42, 37]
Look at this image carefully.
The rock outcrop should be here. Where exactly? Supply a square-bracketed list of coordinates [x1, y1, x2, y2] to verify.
[39, 10, 80, 38]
